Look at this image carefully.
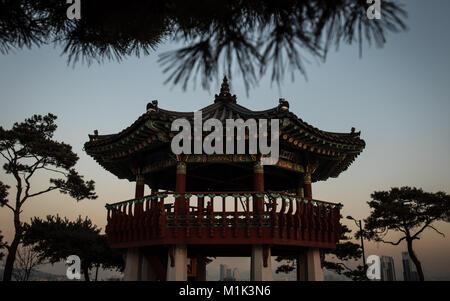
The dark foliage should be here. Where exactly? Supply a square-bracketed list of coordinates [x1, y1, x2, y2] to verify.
[0, 0, 407, 91]
[275, 224, 366, 280]
[0, 113, 97, 281]
[362, 187, 450, 281]
[0, 181, 8, 209]
[0, 184, 8, 261]
[12, 244, 44, 281]
[0, 113, 97, 208]
[322, 225, 366, 281]
[22, 215, 124, 281]
[274, 255, 296, 274]
[0, 230, 6, 261]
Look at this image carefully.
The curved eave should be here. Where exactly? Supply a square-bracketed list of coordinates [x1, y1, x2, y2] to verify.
[84, 101, 365, 182]
[85, 102, 364, 150]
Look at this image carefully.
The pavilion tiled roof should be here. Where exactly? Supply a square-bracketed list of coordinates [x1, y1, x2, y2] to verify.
[85, 77, 365, 182]
[86, 100, 364, 148]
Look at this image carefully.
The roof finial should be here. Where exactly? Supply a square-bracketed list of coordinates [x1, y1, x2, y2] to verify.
[214, 75, 237, 103]
[278, 98, 290, 111]
[220, 76, 230, 97]
[147, 100, 159, 113]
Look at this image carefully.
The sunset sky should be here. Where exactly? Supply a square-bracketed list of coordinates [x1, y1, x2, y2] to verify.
[1, 0, 450, 280]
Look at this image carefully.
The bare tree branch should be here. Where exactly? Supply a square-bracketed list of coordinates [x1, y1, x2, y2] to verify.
[40, 166, 68, 177]
[23, 187, 58, 201]
[0, 151, 12, 163]
[427, 225, 445, 238]
[13, 244, 44, 281]
[378, 236, 406, 246]
[411, 218, 438, 240]
[2, 202, 15, 212]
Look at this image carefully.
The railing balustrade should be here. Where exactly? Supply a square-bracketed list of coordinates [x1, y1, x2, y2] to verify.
[105, 191, 342, 247]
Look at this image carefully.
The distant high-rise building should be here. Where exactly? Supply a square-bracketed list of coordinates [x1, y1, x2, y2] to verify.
[233, 268, 240, 281]
[226, 268, 232, 280]
[219, 264, 228, 281]
[380, 256, 396, 281]
[402, 252, 420, 281]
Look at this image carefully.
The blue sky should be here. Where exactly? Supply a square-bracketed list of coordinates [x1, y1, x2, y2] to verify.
[1, 0, 450, 280]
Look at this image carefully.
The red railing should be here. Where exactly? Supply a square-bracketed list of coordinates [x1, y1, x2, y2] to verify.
[105, 191, 342, 249]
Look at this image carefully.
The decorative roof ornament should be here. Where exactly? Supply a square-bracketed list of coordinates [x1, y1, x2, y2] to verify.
[147, 100, 159, 113]
[278, 98, 290, 111]
[220, 76, 231, 96]
[88, 129, 99, 141]
[351, 127, 361, 137]
[215, 76, 237, 104]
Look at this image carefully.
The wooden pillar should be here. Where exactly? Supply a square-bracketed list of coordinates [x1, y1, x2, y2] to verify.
[166, 245, 188, 281]
[306, 248, 324, 281]
[297, 251, 308, 281]
[135, 174, 145, 198]
[252, 159, 269, 280]
[143, 254, 167, 281]
[296, 178, 307, 281]
[297, 174, 304, 197]
[253, 161, 264, 212]
[250, 245, 272, 281]
[303, 170, 312, 199]
[296, 248, 323, 281]
[124, 248, 142, 281]
[198, 197, 204, 213]
[135, 174, 145, 214]
[141, 254, 154, 281]
[196, 257, 207, 281]
[300, 170, 324, 281]
[175, 161, 187, 214]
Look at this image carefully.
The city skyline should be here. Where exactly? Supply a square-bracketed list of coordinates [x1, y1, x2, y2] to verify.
[381, 256, 396, 281]
[402, 252, 420, 281]
[0, 251, 427, 281]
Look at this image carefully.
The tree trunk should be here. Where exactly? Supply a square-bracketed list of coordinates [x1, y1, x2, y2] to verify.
[24, 268, 32, 281]
[95, 265, 99, 281]
[3, 235, 20, 281]
[3, 211, 22, 281]
[83, 268, 90, 281]
[406, 238, 425, 281]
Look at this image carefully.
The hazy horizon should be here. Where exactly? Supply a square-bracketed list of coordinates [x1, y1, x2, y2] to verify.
[1, 0, 450, 280]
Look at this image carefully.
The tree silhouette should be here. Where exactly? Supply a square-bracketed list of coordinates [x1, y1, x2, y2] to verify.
[323, 225, 366, 281]
[275, 224, 366, 280]
[0, 0, 407, 92]
[12, 244, 45, 281]
[0, 230, 6, 262]
[23, 215, 124, 281]
[0, 113, 97, 281]
[0, 184, 7, 262]
[362, 187, 450, 281]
